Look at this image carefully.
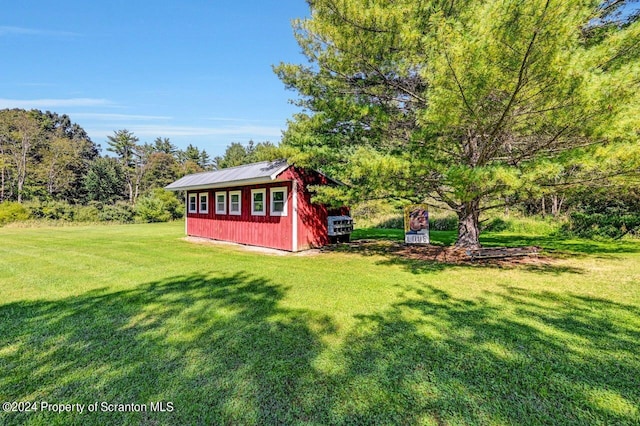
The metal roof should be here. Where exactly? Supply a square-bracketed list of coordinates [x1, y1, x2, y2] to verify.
[165, 160, 291, 191]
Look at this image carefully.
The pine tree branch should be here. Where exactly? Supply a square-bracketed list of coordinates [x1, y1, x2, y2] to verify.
[443, 50, 477, 119]
[324, 0, 391, 34]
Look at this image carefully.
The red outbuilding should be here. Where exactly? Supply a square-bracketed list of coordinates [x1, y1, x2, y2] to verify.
[165, 160, 352, 251]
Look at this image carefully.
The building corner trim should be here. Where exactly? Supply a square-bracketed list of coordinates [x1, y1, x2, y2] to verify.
[292, 180, 298, 252]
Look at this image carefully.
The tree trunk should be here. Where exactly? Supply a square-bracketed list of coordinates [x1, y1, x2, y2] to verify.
[16, 133, 30, 204]
[455, 200, 481, 249]
[133, 180, 140, 205]
[17, 143, 26, 203]
[47, 163, 56, 196]
[551, 193, 564, 216]
[558, 195, 564, 215]
[17, 174, 24, 203]
[127, 179, 134, 204]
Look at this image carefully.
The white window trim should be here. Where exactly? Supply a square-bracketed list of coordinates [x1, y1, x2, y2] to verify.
[251, 189, 266, 216]
[270, 187, 288, 217]
[229, 190, 242, 216]
[215, 191, 227, 215]
[188, 194, 197, 214]
[198, 192, 209, 214]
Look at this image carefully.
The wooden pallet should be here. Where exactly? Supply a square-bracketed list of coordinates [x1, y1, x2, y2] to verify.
[466, 246, 540, 261]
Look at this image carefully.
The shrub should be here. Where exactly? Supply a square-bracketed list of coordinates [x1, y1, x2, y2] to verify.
[98, 202, 135, 223]
[25, 200, 102, 223]
[563, 212, 640, 239]
[27, 200, 77, 221]
[135, 197, 171, 223]
[74, 205, 101, 222]
[135, 189, 183, 223]
[0, 202, 31, 226]
[561, 186, 640, 239]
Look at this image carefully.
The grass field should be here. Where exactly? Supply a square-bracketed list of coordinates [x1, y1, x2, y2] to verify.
[1, 221, 639, 425]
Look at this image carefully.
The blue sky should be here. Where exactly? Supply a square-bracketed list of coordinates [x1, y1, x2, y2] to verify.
[0, 1, 310, 156]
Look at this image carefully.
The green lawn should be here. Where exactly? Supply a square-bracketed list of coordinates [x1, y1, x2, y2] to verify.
[1, 222, 639, 425]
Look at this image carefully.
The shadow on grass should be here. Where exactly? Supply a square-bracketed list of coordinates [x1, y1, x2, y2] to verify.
[327, 240, 454, 273]
[336, 236, 584, 275]
[0, 273, 335, 425]
[480, 234, 640, 256]
[354, 227, 640, 256]
[335, 285, 640, 424]
[375, 252, 585, 275]
[348, 228, 640, 275]
[2, 274, 639, 425]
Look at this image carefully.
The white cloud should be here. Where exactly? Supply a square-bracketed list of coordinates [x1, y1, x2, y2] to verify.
[85, 124, 283, 140]
[69, 113, 172, 121]
[206, 116, 280, 123]
[116, 124, 283, 137]
[0, 26, 79, 37]
[0, 98, 111, 109]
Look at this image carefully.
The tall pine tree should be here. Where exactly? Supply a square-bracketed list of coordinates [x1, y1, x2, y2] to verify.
[276, 0, 640, 248]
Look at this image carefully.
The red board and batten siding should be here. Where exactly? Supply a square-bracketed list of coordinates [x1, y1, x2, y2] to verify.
[187, 181, 293, 251]
[185, 167, 345, 251]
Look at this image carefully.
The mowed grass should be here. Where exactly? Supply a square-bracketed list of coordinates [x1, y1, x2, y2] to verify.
[1, 222, 639, 425]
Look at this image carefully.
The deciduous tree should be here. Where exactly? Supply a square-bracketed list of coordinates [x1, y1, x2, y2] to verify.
[39, 111, 98, 201]
[0, 109, 43, 203]
[143, 152, 179, 191]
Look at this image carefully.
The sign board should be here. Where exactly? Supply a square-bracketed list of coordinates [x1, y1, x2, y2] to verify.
[404, 204, 429, 244]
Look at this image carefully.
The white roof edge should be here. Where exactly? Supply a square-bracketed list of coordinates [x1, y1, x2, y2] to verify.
[270, 163, 291, 180]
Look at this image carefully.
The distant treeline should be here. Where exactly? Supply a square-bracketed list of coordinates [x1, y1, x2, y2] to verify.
[0, 108, 279, 204]
[0, 108, 280, 224]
